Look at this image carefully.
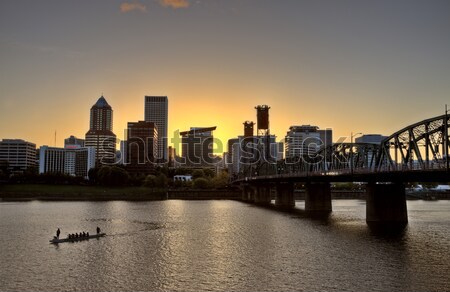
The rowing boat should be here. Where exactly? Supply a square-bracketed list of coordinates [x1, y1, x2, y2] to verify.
[49, 233, 106, 244]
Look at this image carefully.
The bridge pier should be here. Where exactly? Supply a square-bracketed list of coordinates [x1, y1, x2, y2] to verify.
[242, 186, 256, 203]
[366, 182, 408, 226]
[305, 182, 332, 213]
[254, 185, 272, 205]
[275, 182, 295, 208]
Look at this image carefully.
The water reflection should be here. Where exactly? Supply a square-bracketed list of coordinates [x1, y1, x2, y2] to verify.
[0, 200, 448, 291]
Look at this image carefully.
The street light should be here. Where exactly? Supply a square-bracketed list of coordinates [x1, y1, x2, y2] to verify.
[350, 132, 363, 175]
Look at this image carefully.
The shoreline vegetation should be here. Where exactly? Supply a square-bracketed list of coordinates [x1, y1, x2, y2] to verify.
[1, 184, 449, 202]
[0, 184, 168, 201]
[0, 184, 242, 201]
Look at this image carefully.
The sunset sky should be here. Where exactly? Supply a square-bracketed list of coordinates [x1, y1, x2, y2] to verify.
[1, 0, 449, 154]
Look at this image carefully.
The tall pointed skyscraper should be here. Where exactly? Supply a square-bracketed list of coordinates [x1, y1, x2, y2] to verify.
[85, 96, 117, 165]
[144, 96, 168, 162]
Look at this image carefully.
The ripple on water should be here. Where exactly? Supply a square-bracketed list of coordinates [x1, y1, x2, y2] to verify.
[0, 200, 448, 291]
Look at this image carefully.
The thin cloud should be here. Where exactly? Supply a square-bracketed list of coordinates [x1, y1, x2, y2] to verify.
[3, 40, 84, 59]
[120, 1, 147, 13]
[159, 0, 190, 9]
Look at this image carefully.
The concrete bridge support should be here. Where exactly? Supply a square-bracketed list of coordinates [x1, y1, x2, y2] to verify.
[275, 182, 295, 208]
[254, 185, 272, 205]
[242, 186, 255, 203]
[366, 182, 408, 225]
[305, 182, 332, 212]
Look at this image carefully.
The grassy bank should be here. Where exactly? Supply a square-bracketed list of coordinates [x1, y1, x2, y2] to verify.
[0, 184, 167, 201]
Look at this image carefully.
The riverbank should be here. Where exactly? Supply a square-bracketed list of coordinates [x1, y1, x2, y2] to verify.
[1, 184, 449, 201]
[0, 184, 167, 201]
[0, 184, 241, 201]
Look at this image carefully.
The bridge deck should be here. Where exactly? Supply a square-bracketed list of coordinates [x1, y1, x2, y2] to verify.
[235, 169, 449, 184]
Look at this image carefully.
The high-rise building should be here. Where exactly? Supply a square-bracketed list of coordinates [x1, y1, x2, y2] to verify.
[85, 96, 116, 165]
[39, 146, 96, 179]
[180, 127, 216, 167]
[119, 140, 127, 165]
[276, 141, 284, 161]
[355, 134, 387, 144]
[285, 125, 332, 159]
[144, 96, 168, 162]
[227, 118, 281, 176]
[227, 138, 239, 175]
[64, 135, 85, 148]
[168, 146, 176, 167]
[355, 134, 387, 170]
[126, 121, 158, 174]
[227, 135, 279, 176]
[0, 139, 36, 173]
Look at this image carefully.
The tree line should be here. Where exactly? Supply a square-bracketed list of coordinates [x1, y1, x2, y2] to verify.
[0, 163, 230, 190]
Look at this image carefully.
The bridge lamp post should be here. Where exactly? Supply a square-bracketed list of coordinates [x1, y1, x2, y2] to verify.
[350, 132, 363, 176]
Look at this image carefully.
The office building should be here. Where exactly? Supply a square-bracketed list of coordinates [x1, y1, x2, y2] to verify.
[285, 125, 332, 159]
[144, 96, 168, 162]
[228, 137, 243, 175]
[85, 96, 116, 165]
[39, 146, 96, 179]
[276, 141, 284, 161]
[228, 135, 279, 175]
[227, 138, 239, 173]
[168, 146, 176, 167]
[126, 121, 158, 174]
[0, 139, 36, 173]
[180, 127, 216, 167]
[355, 134, 388, 170]
[355, 134, 387, 144]
[64, 135, 85, 148]
[119, 140, 127, 165]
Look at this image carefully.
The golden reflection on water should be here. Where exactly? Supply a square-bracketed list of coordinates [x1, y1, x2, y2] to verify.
[0, 200, 449, 291]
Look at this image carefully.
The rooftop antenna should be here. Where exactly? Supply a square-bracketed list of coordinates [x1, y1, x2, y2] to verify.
[54, 130, 56, 147]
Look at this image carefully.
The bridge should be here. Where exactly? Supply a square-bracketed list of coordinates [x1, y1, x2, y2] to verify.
[233, 114, 450, 226]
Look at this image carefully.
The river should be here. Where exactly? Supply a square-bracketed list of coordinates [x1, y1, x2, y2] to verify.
[0, 200, 449, 291]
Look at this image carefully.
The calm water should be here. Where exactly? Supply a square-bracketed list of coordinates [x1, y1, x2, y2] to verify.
[0, 199, 449, 292]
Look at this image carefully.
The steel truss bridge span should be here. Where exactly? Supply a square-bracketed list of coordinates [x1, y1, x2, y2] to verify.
[278, 114, 450, 176]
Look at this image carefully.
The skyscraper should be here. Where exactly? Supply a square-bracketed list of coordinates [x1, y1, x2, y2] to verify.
[180, 127, 216, 167]
[85, 96, 116, 165]
[285, 125, 332, 159]
[144, 96, 168, 162]
[126, 121, 158, 174]
[64, 135, 85, 148]
[227, 138, 240, 175]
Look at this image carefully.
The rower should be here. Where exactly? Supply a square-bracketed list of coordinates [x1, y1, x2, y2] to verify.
[56, 228, 60, 239]
[96, 226, 101, 234]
